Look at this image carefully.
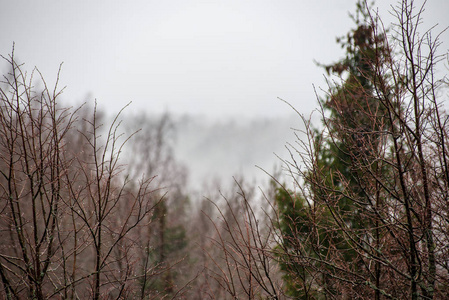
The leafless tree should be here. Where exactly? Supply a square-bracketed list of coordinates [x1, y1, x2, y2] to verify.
[202, 178, 285, 299]
[124, 112, 193, 298]
[0, 49, 173, 299]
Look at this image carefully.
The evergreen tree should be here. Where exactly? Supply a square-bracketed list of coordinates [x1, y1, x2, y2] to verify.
[275, 2, 393, 298]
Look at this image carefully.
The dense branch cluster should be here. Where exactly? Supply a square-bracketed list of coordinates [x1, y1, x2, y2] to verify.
[0, 51, 180, 299]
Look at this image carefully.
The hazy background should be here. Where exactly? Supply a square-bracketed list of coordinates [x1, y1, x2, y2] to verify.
[2, 0, 448, 189]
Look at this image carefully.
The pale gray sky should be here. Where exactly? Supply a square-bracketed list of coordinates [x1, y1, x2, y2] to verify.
[5, 0, 447, 119]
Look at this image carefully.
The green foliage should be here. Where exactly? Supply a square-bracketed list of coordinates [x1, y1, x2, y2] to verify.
[313, 0, 391, 228]
[143, 200, 189, 296]
[275, 185, 360, 298]
[275, 1, 393, 298]
[274, 188, 316, 299]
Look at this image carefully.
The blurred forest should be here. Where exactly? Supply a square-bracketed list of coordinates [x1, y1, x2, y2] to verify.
[1, 0, 449, 299]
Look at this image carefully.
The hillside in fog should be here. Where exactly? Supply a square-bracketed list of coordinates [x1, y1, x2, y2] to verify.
[173, 113, 310, 189]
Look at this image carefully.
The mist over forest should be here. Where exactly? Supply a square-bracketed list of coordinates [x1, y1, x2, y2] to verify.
[114, 110, 310, 193]
[173, 113, 307, 189]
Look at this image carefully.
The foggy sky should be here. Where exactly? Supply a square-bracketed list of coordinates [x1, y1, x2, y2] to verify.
[6, 1, 448, 119]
